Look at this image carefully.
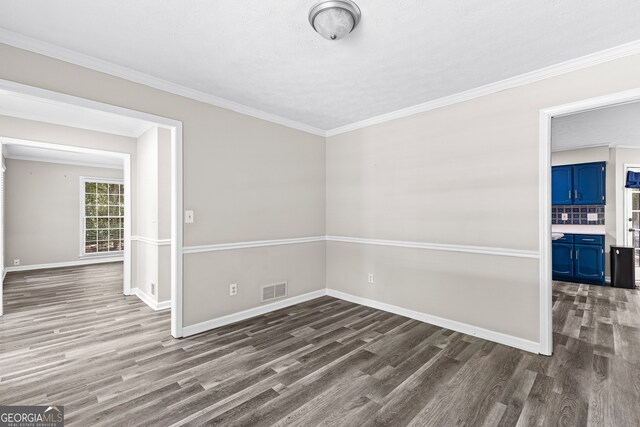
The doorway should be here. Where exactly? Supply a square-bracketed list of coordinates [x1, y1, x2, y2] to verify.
[540, 88, 640, 356]
[624, 165, 640, 278]
[0, 79, 184, 338]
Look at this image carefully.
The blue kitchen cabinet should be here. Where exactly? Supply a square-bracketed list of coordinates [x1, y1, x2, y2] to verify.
[573, 162, 606, 205]
[552, 166, 573, 205]
[552, 242, 573, 277]
[574, 244, 604, 282]
[552, 234, 604, 285]
[551, 162, 605, 206]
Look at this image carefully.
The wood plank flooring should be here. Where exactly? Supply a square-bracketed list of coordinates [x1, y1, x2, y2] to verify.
[1, 264, 639, 426]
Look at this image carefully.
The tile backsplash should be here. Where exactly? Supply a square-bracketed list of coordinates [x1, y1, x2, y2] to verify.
[552, 205, 605, 225]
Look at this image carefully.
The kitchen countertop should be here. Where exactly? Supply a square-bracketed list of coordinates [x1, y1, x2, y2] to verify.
[551, 224, 606, 235]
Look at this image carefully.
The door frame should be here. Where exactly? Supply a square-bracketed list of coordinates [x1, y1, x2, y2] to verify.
[622, 164, 640, 277]
[0, 137, 131, 294]
[539, 87, 640, 356]
[0, 79, 184, 338]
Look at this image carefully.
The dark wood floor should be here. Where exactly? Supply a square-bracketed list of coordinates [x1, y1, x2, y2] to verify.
[1, 265, 639, 426]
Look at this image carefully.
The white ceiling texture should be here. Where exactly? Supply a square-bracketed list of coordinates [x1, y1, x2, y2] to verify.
[552, 101, 640, 152]
[1, 0, 640, 132]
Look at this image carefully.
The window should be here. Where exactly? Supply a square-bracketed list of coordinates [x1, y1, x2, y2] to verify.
[81, 178, 124, 255]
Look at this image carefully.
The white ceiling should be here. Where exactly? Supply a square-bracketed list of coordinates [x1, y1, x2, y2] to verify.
[2, 143, 124, 169]
[1, 1, 640, 131]
[552, 101, 640, 152]
[0, 89, 155, 138]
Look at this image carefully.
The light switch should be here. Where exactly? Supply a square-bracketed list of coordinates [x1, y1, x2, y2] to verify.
[587, 213, 598, 221]
[185, 210, 194, 224]
[561, 213, 568, 221]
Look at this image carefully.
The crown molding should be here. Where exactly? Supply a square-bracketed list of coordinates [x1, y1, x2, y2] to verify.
[326, 39, 640, 137]
[550, 143, 612, 153]
[3, 28, 640, 139]
[0, 29, 327, 137]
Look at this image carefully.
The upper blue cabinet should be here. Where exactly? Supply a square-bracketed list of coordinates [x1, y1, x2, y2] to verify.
[552, 161, 606, 205]
[552, 165, 573, 205]
[573, 162, 606, 205]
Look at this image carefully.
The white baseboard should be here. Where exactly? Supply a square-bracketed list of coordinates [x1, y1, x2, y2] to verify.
[325, 289, 541, 354]
[181, 287, 539, 354]
[131, 287, 171, 311]
[182, 289, 326, 337]
[4, 257, 124, 273]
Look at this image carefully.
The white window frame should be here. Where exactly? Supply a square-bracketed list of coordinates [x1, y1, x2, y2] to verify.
[80, 176, 125, 257]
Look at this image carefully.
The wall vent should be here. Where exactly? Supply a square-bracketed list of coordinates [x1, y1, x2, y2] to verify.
[261, 282, 287, 302]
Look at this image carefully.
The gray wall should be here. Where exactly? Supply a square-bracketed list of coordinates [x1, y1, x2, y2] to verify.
[4, 41, 640, 344]
[326, 54, 640, 344]
[4, 158, 123, 266]
[0, 43, 326, 328]
[0, 114, 138, 234]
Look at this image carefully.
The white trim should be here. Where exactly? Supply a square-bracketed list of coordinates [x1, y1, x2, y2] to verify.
[182, 289, 326, 337]
[539, 110, 553, 357]
[1, 136, 129, 159]
[182, 236, 326, 254]
[131, 287, 171, 311]
[171, 124, 183, 337]
[326, 289, 540, 354]
[181, 286, 539, 353]
[3, 29, 640, 138]
[0, 28, 326, 137]
[123, 155, 132, 296]
[326, 236, 539, 259]
[551, 143, 612, 153]
[4, 257, 123, 273]
[182, 235, 539, 258]
[2, 153, 124, 170]
[622, 163, 640, 247]
[131, 236, 172, 246]
[0, 79, 184, 338]
[326, 39, 640, 136]
[538, 87, 640, 357]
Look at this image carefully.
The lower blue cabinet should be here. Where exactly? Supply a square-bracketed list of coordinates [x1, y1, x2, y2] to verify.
[574, 244, 604, 281]
[552, 243, 573, 277]
[552, 234, 604, 285]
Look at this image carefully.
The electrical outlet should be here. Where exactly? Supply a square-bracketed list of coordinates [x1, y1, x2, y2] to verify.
[185, 210, 194, 224]
[587, 213, 598, 221]
[367, 273, 374, 284]
[561, 213, 569, 221]
[13, 259, 20, 266]
[150, 282, 156, 296]
[229, 283, 238, 296]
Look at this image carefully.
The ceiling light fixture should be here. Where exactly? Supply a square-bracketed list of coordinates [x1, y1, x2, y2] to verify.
[308, 0, 361, 41]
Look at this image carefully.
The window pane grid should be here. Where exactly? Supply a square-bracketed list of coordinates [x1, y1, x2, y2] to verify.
[84, 179, 124, 254]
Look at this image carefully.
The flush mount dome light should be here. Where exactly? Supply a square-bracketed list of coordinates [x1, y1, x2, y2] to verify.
[309, 0, 361, 41]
